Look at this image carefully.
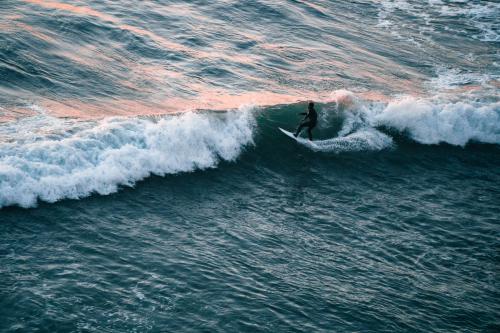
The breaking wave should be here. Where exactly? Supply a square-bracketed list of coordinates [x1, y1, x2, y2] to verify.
[314, 90, 500, 152]
[0, 107, 255, 208]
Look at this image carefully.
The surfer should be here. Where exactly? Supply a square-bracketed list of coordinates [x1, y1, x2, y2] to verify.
[294, 101, 317, 140]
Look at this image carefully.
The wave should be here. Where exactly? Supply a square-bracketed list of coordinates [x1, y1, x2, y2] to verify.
[0, 107, 255, 208]
[1, 89, 499, 208]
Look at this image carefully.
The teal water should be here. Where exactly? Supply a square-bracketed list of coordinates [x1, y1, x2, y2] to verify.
[1, 0, 500, 332]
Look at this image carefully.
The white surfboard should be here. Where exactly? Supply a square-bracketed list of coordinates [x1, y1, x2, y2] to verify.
[279, 127, 298, 140]
[279, 127, 319, 149]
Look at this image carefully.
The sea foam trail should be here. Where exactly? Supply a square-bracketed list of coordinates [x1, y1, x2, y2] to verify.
[0, 108, 255, 208]
[295, 128, 394, 153]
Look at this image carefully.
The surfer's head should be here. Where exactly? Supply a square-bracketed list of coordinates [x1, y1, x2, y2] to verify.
[308, 101, 314, 110]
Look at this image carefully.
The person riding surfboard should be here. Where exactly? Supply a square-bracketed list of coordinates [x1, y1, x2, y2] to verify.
[294, 101, 317, 140]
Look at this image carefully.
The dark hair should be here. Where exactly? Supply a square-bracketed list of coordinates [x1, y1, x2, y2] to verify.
[308, 101, 314, 108]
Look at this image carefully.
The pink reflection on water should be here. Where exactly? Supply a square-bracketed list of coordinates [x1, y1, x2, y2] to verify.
[0, 14, 56, 43]
[23, 0, 190, 52]
[16, 88, 312, 121]
[3, 14, 24, 21]
[0, 107, 37, 123]
[0, 86, 373, 123]
[55, 43, 115, 69]
[119, 24, 191, 53]
[153, 3, 208, 24]
[297, 1, 328, 15]
[23, 0, 262, 66]
[38, 99, 175, 119]
[24, 0, 117, 23]
[174, 89, 305, 111]
[17, 22, 56, 43]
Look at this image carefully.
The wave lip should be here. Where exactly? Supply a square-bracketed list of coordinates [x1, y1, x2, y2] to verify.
[0, 107, 255, 208]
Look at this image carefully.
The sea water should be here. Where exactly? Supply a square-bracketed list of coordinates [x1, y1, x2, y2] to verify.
[0, 1, 499, 332]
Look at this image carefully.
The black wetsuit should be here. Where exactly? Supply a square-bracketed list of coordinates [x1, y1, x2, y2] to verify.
[295, 107, 317, 140]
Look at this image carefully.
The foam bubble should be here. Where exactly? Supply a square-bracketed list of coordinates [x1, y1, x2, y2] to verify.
[0, 108, 255, 208]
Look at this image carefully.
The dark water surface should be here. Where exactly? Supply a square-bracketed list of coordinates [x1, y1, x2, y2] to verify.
[1, 0, 499, 332]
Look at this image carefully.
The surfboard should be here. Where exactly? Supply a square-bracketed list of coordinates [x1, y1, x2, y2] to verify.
[279, 127, 298, 140]
[279, 127, 320, 150]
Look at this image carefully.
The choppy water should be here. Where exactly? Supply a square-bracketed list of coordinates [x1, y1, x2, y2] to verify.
[1, 0, 499, 332]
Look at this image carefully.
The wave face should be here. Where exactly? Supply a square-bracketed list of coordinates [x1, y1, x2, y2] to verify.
[0, 108, 254, 208]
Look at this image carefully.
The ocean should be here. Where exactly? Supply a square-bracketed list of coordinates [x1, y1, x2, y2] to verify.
[0, 0, 499, 332]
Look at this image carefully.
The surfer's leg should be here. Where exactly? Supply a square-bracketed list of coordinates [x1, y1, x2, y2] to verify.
[294, 124, 304, 137]
[295, 121, 310, 137]
[307, 123, 316, 141]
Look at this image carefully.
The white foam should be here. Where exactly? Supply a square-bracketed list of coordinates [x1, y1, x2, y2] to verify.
[438, 2, 500, 42]
[430, 67, 492, 90]
[0, 108, 255, 208]
[377, 0, 500, 42]
[321, 90, 500, 150]
[299, 128, 393, 153]
[371, 96, 500, 146]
